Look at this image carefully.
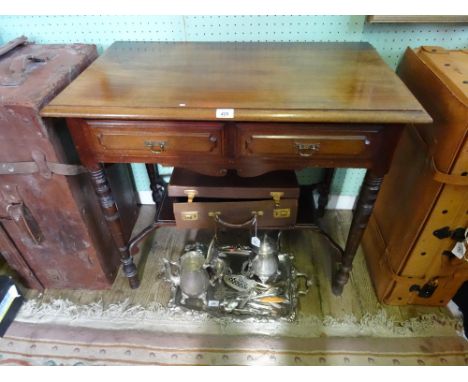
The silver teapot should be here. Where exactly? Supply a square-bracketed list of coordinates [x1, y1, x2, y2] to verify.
[164, 250, 210, 304]
[244, 233, 279, 283]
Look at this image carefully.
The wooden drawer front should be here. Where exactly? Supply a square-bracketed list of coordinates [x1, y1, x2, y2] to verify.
[238, 124, 378, 158]
[87, 121, 223, 157]
[173, 199, 297, 229]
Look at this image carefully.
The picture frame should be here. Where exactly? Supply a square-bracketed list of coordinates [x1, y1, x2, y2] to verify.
[366, 15, 468, 24]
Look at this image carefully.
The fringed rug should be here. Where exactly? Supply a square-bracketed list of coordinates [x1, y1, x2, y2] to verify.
[10, 297, 467, 339]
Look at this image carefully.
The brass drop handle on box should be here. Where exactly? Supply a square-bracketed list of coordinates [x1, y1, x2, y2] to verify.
[294, 142, 321, 157]
[209, 211, 262, 229]
[144, 140, 166, 154]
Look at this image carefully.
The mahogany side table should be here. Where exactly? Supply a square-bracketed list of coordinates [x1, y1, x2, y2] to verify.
[41, 41, 431, 294]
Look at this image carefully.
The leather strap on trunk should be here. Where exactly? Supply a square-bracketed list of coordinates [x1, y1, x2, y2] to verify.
[0, 36, 28, 58]
[408, 124, 468, 186]
[0, 150, 86, 178]
[0, 161, 86, 177]
[432, 158, 468, 186]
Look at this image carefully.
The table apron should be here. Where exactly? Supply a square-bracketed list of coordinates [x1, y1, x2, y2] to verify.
[73, 119, 394, 176]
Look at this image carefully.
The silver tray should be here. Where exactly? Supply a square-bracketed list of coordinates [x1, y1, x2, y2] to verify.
[169, 246, 309, 320]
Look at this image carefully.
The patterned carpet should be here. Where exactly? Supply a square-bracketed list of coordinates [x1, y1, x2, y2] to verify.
[1, 320, 468, 366]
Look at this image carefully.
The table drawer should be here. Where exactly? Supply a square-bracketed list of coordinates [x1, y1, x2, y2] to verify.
[87, 121, 223, 157]
[238, 124, 378, 158]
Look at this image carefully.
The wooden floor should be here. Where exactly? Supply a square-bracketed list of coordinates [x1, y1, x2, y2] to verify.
[12, 206, 450, 324]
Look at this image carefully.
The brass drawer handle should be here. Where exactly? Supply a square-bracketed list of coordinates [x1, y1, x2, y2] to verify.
[144, 140, 167, 154]
[295, 142, 320, 157]
[208, 134, 218, 152]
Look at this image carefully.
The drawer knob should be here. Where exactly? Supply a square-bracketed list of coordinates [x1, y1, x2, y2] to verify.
[144, 140, 166, 154]
[295, 142, 320, 157]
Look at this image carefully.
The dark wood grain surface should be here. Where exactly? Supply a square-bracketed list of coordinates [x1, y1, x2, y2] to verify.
[41, 41, 430, 123]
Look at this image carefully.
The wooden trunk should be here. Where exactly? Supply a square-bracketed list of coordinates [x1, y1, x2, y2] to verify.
[168, 168, 299, 229]
[362, 46, 468, 306]
[0, 40, 139, 290]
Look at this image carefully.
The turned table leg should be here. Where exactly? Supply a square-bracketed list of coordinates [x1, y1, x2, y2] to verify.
[317, 168, 334, 217]
[89, 164, 140, 289]
[145, 163, 166, 205]
[332, 171, 383, 295]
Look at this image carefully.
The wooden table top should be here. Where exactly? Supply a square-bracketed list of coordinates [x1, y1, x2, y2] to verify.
[41, 41, 431, 124]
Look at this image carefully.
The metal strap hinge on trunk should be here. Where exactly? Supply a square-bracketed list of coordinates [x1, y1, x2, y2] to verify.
[270, 191, 284, 207]
[0, 151, 86, 179]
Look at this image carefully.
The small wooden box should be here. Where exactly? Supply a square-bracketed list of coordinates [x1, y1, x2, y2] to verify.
[168, 168, 299, 229]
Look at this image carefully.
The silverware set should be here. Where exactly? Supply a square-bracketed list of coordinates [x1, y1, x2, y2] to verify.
[164, 233, 311, 319]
